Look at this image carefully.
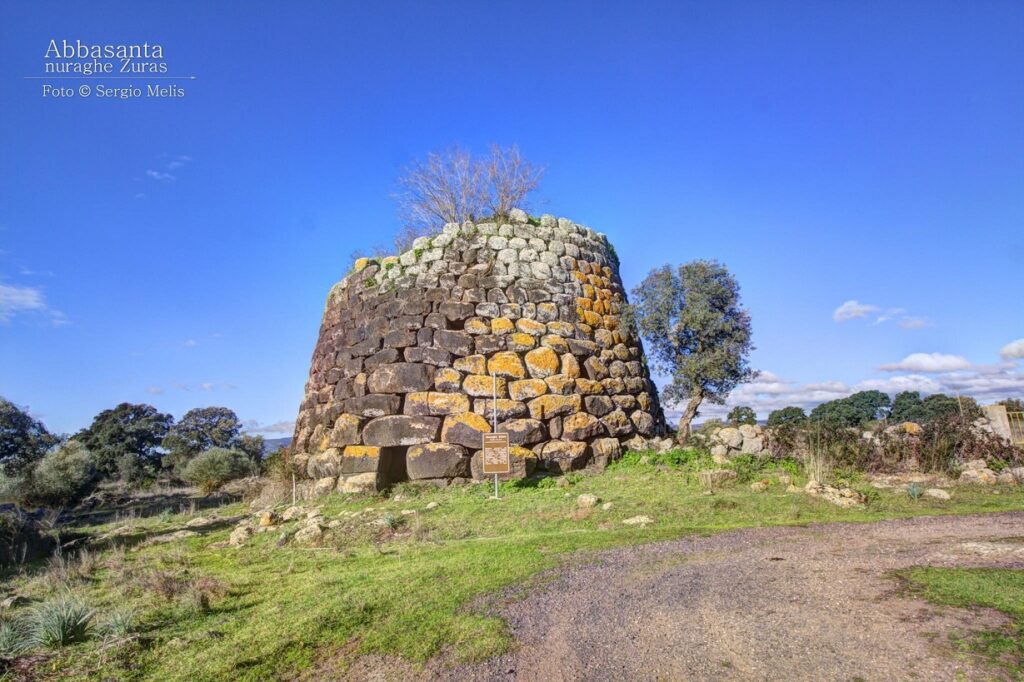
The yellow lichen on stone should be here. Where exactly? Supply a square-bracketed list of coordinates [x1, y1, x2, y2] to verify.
[465, 318, 490, 335]
[527, 393, 582, 419]
[516, 318, 546, 337]
[575, 378, 605, 395]
[487, 352, 526, 379]
[576, 298, 593, 310]
[561, 354, 581, 378]
[508, 378, 548, 401]
[454, 355, 487, 375]
[464, 374, 508, 397]
[540, 334, 569, 353]
[582, 310, 602, 327]
[547, 321, 574, 336]
[343, 445, 382, 458]
[508, 332, 537, 351]
[353, 257, 370, 272]
[525, 347, 561, 379]
[491, 317, 515, 335]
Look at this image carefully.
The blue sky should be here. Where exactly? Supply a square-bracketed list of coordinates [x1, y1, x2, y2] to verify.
[1, 0, 1022, 435]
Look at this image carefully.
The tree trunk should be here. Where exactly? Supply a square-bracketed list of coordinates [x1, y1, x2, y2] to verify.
[677, 390, 704, 443]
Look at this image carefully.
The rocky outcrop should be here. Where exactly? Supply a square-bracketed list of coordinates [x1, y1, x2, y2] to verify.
[706, 424, 767, 462]
[290, 212, 667, 492]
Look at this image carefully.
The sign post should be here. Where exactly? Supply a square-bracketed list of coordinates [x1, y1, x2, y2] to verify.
[483, 373, 510, 498]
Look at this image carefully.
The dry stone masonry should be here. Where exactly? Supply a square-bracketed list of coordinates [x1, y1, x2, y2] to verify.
[289, 210, 667, 494]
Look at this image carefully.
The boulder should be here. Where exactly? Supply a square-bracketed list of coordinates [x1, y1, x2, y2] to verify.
[473, 398, 529, 422]
[229, 526, 252, 548]
[406, 443, 471, 479]
[307, 449, 343, 478]
[524, 347, 561, 379]
[538, 440, 590, 473]
[590, 438, 622, 468]
[622, 515, 653, 526]
[697, 469, 737, 488]
[366, 363, 435, 394]
[328, 414, 362, 447]
[959, 468, 997, 485]
[924, 488, 951, 500]
[441, 412, 492, 449]
[601, 409, 635, 438]
[337, 472, 377, 494]
[577, 494, 600, 509]
[631, 411, 656, 437]
[311, 476, 337, 498]
[487, 352, 527, 379]
[509, 379, 549, 401]
[362, 416, 441, 446]
[562, 412, 605, 441]
[741, 437, 764, 455]
[528, 394, 582, 420]
[718, 427, 742, 448]
[404, 391, 471, 416]
[498, 418, 548, 446]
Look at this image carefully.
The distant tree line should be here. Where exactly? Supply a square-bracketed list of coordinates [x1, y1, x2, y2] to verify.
[0, 397, 274, 508]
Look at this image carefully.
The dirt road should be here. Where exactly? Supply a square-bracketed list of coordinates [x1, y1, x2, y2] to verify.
[347, 512, 1024, 681]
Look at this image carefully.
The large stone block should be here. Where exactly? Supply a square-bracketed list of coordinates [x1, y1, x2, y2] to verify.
[328, 413, 362, 447]
[464, 374, 508, 397]
[487, 352, 527, 379]
[528, 393, 582, 420]
[562, 412, 605, 441]
[473, 398, 529, 422]
[441, 412, 492, 449]
[367, 363, 435, 394]
[404, 391, 471, 416]
[362, 416, 441, 446]
[497, 418, 548, 446]
[509, 378, 548, 401]
[345, 394, 401, 418]
[524, 347, 561, 379]
[537, 440, 590, 473]
[406, 443, 471, 480]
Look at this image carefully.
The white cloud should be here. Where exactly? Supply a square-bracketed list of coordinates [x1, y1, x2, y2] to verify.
[182, 339, 198, 347]
[146, 386, 164, 395]
[833, 300, 879, 322]
[200, 382, 215, 391]
[898, 317, 930, 329]
[1000, 339, 1024, 361]
[879, 353, 971, 373]
[242, 419, 295, 435]
[0, 283, 64, 325]
[674, 363, 1024, 425]
[145, 170, 175, 182]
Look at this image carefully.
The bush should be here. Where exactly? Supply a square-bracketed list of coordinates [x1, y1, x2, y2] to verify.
[26, 440, 96, 507]
[30, 596, 95, 648]
[181, 447, 250, 494]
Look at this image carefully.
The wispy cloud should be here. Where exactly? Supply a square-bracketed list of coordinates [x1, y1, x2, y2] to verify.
[833, 300, 879, 322]
[0, 283, 65, 325]
[145, 170, 175, 182]
[833, 299, 930, 329]
[1001, 338, 1024, 361]
[145, 386, 165, 395]
[241, 419, 295, 435]
[182, 339, 198, 347]
[879, 352, 971, 373]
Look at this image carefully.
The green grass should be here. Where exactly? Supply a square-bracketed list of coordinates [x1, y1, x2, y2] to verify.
[902, 566, 1024, 678]
[3, 453, 1024, 680]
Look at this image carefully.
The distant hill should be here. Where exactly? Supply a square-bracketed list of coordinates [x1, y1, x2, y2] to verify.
[263, 437, 292, 454]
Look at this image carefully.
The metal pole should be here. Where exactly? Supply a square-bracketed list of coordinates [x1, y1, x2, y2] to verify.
[492, 372, 499, 499]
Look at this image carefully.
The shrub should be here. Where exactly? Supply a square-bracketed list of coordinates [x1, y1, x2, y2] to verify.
[100, 610, 136, 638]
[181, 447, 250, 494]
[26, 440, 96, 507]
[0, 617, 32, 657]
[30, 596, 95, 648]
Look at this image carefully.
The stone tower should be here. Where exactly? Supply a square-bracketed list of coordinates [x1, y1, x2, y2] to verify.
[289, 210, 666, 494]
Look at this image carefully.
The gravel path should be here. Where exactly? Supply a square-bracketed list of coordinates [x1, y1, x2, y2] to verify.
[341, 512, 1024, 681]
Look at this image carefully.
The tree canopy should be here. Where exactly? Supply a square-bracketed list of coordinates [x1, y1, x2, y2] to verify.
[628, 260, 756, 435]
[810, 390, 891, 427]
[161, 407, 241, 471]
[74, 402, 173, 477]
[767, 406, 807, 427]
[0, 397, 58, 477]
[727, 406, 757, 426]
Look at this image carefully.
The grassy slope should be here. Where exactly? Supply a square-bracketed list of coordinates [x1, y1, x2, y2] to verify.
[4, 452, 1024, 680]
[903, 566, 1024, 678]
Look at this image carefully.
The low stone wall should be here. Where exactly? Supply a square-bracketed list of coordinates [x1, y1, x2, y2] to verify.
[289, 211, 667, 494]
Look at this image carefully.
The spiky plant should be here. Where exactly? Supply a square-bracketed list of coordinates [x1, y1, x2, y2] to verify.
[30, 596, 95, 648]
